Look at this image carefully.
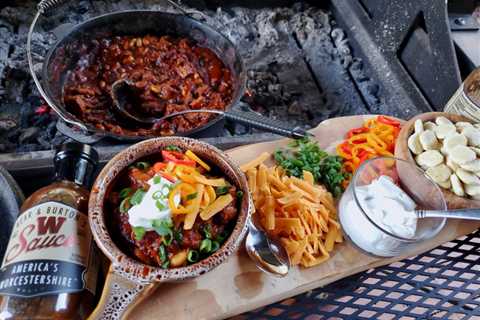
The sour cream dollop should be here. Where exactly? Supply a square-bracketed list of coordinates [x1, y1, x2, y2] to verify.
[128, 176, 180, 229]
[339, 175, 418, 256]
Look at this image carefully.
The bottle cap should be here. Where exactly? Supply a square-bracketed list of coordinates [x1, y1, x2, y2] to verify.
[54, 143, 99, 188]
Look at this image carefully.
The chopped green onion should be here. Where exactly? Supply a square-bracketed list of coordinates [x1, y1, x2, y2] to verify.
[203, 224, 212, 239]
[186, 192, 198, 201]
[215, 186, 229, 196]
[119, 197, 130, 214]
[130, 189, 146, 206]
[158, 245, 167, 262]
[153, 218, 173, 236]
[236, 190, 244, 199]
[161, 260, 170, 269]
[153, 176, 161, 184]
[187, 250, 199, 263]
[200, 239, 212, 253]
[162, 232, 173, 246]
[155, 200, 167, 211]
[133, 226, 146, 241]
[211, 241, 220, 252]
[119, 187, 132, 199]
[174, 229, 183, 244]
[136, 162, 151, 170]
[152, 190, 163, 200]
[166, 145, 182, 152]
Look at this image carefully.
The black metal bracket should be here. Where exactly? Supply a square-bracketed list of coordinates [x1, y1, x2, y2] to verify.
[330, 0, 462, 116]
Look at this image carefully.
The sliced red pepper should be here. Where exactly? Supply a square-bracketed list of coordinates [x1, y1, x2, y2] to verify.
[377, 116, 400, 127]
[347, 127, 369, 138]
[339, 142, 352, 155]
[158, 171, 176, 183]
[358, 151, 371, 164]
[161, 150, 196, 166]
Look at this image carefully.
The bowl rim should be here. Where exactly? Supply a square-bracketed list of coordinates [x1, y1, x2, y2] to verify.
[351, 156, 447, 243]
[88, 137, 252, 284]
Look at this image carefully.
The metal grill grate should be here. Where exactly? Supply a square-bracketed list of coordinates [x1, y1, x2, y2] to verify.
[237, 229, 480, 319]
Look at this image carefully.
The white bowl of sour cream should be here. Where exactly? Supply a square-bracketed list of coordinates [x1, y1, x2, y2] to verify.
[339, 157, 447, 257]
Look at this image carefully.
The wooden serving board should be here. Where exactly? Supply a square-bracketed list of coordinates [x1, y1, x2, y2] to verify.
[133, 115, 480, 320]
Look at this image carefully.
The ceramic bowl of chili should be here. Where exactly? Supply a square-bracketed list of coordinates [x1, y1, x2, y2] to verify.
[87, 137, 252, 319]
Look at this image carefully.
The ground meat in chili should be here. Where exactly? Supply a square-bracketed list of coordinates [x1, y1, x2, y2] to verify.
[63, 35, 234, 136]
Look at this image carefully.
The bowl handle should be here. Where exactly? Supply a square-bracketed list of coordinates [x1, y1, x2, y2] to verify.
[87, 265, 157, 320]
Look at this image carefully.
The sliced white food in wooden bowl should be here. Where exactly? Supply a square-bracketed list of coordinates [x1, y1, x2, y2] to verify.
[423, 121, 437, 131]
[456, 121, 474, 131]
[416, 150, 444, 169]
[435, 116, 454, 126]
[449, 145, 476, 165]
[462, 127, 480, 147]
[426, 164, 452, 183]
[443, 133, 468, 153]
[414, 119, 424, 134]
[446, 156, 460, 171]
[433, 124, 456, 140]
[456, 168, 480, 185]
[460, 159, 480, 172]
[419, 130, 440, 150]
[450, 173, 465, 197]
[465, 183, 480, 197]
[407, 133, 423, 155]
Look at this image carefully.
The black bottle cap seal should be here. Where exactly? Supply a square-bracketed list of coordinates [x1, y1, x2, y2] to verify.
[54, 143, 99, 188]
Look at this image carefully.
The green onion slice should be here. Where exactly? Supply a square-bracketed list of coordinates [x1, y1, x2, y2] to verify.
[136, 161, 151, 170]
[211, 241, 220, 252]
[200, 239, 212, 253]
[152, 190, 163, 200]
[215, 186, 229, 196]
[119, 187, 132, 199]
[153, 176, 161, 184]
[162, 232, 173, 246]
[161, 260, 170, 269]
[119, 197, 130, 214]
[132, 226, 146, 241]
[130, 189, 146, 206]
[158, 245, 167, 262]
[186, 192, 197, 201]
[166, 145, 182, 152]
[187, 250, 199, 263]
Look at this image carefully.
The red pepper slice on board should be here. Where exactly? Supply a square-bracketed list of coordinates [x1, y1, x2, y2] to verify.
[377, 116, 400, 127]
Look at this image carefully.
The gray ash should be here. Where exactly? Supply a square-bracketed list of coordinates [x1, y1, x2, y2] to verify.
[0, 0, 386, 152]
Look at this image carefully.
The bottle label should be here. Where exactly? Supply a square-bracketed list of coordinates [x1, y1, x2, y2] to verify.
[0, 201, 95, 297]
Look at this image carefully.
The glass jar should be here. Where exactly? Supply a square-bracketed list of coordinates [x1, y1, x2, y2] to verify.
[338, 157, 447, 257]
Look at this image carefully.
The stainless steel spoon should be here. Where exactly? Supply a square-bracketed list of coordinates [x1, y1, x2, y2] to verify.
[110, 79, 311, 139]
[245, 219, 290, 277]
[416, 208, 480, 220]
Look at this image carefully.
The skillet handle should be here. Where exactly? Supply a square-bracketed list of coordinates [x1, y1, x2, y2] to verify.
[224, 109, 311, 139]
[87, 265, 157, 320]
[27, 1, 89, 132]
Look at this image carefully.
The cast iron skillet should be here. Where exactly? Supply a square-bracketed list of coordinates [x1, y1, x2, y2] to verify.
[27, 1, 308, 143]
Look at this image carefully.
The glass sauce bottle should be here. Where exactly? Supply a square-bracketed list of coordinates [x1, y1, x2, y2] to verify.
[0, 143, 99, 319]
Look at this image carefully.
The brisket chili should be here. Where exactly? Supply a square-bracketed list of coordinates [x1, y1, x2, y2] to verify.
[107, 150, 240, 268]
[63, 35, 234, 136]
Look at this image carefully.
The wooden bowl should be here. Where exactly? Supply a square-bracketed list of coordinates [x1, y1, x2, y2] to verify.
[395, 112, 480, 209]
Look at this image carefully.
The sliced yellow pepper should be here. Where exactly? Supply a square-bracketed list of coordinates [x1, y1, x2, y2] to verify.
[184, 184, 205, 230]
[185, 150, 211, 171]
